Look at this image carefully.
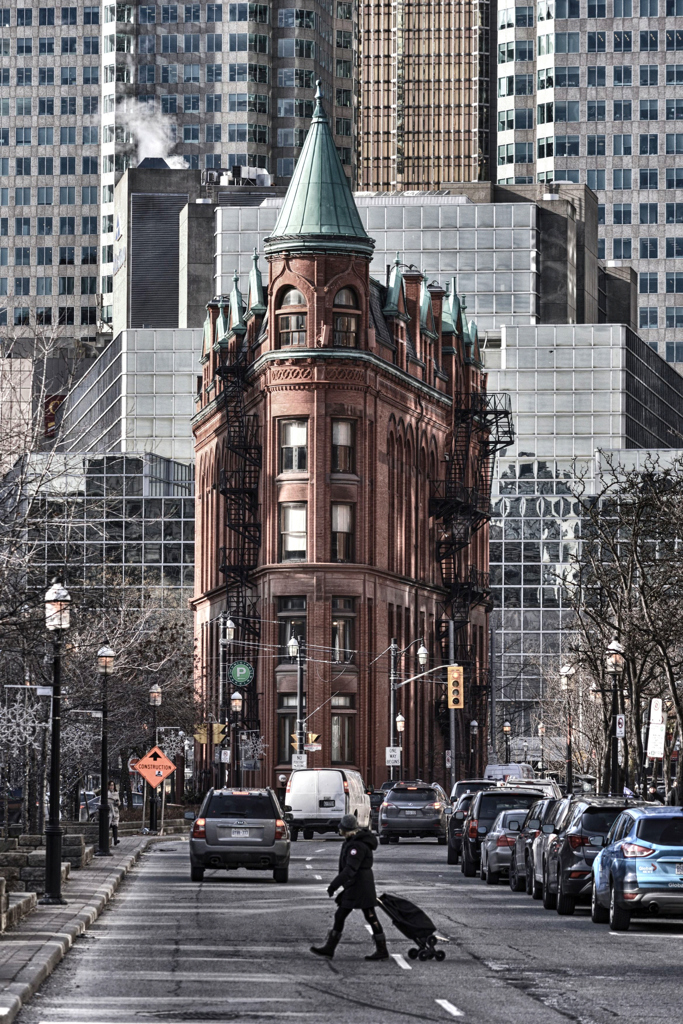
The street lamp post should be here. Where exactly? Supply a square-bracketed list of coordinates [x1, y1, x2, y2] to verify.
[288, 635, 305, 766]
[560, 664, 576, 796]
[149, 683, 162, 832]
[538, 722, 546, 774]
[230, 690, 243, 786]
[387, 639, 427, 780]
[503, 720, 511, 764]
[41, 580, 71, 905]
[219, 615, 236, 787]
[523, 740, 528, 764]
[605, 639, 625, 797]
[395, 713, 405, 781]
[95, 644, 114, 858]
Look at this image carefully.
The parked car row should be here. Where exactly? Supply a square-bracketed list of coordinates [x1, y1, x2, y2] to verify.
[453, 784, 683, 933]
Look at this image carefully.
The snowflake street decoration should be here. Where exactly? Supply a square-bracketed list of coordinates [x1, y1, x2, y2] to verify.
[0, 701, 43, 757]
[239, 732, 268, 762]
[161, 733, 185, 760]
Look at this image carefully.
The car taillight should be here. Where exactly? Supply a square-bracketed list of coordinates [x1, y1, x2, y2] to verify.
[343, 780, 349, 793]
[468, 819, 478, 839]
[424, 802, 442, 812]
[568, 834, 590, 850]
[192, 817, 206, 839]
[274, 819, 287, 840]
[497, 835, 516, 848]
[622, 842, 654, 858]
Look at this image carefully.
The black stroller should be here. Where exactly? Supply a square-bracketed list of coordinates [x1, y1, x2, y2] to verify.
[377, 892, 446, 961]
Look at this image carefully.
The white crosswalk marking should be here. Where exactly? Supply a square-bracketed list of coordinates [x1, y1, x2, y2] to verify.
[435, 998, 465, 1017]
[391, 952, 411, 970]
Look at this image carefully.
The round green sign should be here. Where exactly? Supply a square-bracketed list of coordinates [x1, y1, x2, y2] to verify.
[229, 661, 254, 687]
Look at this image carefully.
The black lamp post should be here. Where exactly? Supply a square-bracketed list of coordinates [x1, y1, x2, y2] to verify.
[95, 644, 114, 857]
[230, 689, 243, 786]
[41, 579, 70, 905]
[605, 639, 625, 797]
[396, 713, 405, 781]
[149, 683, 161, 832]
[503, 720, 511, 764]
[538, 722, 546, 774]
[470, 719, 478, 776]
[288, 634, 305, 765]
[560, 664, 575, 796]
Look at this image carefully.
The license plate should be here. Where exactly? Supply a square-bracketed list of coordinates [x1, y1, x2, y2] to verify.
[676, 863, 683, 875]
[231, 828, 249, 838]
[405, 810, 417, 816]
[320, 800, 335, 807]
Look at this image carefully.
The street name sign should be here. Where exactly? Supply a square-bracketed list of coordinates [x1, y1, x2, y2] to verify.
[386, 746, 401, 766]
[291, 753, 308, 769]
[304, 743, 322, 751]
[134, 746, 177, 788]
[229, 662, 254, 687]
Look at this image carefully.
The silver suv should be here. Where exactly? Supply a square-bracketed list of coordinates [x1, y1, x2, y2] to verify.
[189, 787, 290, 883]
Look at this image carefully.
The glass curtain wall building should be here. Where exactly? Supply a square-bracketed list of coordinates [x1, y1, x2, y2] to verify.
[1, 0, 358, 337]
[483, 322, 683, 741]
[495, 0, 683, 366]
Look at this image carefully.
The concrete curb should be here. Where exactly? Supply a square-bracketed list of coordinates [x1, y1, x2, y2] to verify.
[0, 836, 177, 1024]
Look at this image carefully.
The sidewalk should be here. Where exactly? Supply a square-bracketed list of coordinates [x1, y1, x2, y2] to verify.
[0, 833, 172, 1024]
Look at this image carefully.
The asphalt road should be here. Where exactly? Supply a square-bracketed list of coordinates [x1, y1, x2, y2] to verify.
[15, 836, 683, 1024]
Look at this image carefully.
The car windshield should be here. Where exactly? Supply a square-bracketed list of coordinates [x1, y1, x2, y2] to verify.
[205, 794, 277, 818]
[582, 808, 622, 834]
[637, 816, 683, 846]
[389, 788, 436, 803]
[479, 793, 538, 820]
[454, 781, 490, 798]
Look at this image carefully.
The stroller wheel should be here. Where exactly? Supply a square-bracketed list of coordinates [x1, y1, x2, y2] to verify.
[435, 949, 446, 961]
[408, 948, 419, 960]
[418, 949, 429, 961]
[427, 935, 437, 947]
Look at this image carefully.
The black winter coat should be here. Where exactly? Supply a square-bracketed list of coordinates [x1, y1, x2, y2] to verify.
[330, 828, 378, 909]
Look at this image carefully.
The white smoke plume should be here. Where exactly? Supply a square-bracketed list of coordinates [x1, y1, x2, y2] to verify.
[119, 103, 186, 170]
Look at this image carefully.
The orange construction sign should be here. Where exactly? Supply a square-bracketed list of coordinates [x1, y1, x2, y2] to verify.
[134, 746, 177, 789]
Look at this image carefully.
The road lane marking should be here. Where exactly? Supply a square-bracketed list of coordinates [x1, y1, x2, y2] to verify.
[365, 924, 373, 933]
[316, 848, 325, 852]
[391, 953, 411, 970]
[435, 999, 465, 1017]
[306, 864, 312, 869]
[306, 857, 313, 861]
[315, 874, 322, 880]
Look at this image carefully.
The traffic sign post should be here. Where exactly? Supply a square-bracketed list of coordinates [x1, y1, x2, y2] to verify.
[292, 753, 307, 769]
[134, 746, 177, 789]
[229, 662, 254, 687]
[616, 714, 625, 739]
[386, 746, 401, 767]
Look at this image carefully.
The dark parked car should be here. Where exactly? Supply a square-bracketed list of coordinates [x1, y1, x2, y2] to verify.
[543, 797, 644, 914]
[592, 806, 683, 931]
[461, 788, 542, 876]
[447, 793, 475, 865]
[378, 783, 449, 844]
[480, 809, 527, 885]
[189, 787, 290, 883]
[508, 797, 559, 893]
[367, 788, 386, 832]
[449, 779, 496, 802]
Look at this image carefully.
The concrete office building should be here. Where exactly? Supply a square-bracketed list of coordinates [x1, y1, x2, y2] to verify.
[495, 2, 683, 366]
[359, 0, 492, 189]
[483, 322, 683, 740]
[1, 0, 359, 342]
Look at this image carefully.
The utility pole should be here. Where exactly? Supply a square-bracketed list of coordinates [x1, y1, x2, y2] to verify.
[296, 636, 305, 763]
[448, 621, 456, 791]
[389, 638, 398, 781]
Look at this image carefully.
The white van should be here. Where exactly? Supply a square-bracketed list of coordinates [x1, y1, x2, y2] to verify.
[484, 762, 536, 782]
[285, 768, 371, 839]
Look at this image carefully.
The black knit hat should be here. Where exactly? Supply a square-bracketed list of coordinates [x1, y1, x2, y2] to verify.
[339, 814, 359, 833]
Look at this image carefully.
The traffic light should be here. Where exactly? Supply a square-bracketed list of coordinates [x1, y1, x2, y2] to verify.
[212, 722, 227, 744]
[447, 665, 464, 709]
[193, 725, 208, 744]
[291, 732, 298, 752]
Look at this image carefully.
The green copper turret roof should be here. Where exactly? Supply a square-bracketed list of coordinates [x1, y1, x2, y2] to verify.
[264, 82, 374, 258]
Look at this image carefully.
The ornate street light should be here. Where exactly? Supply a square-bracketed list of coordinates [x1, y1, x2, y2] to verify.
[96, 644, 115, 858]
[605, 639, 625, 795]
[148, 683, 162, 832]
[560, 664, 576, 795]
[503, 720, 511, 764]
[417, 643, 429, 668]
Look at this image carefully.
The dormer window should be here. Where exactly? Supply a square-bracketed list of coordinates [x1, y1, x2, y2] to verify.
[277, 287, 307, 347]
[333, 287, 359, 348]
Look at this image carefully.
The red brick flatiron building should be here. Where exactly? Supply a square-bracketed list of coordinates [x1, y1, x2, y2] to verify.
[192, 85, 512, 792]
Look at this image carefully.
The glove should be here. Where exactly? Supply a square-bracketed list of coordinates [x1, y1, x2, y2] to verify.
[327, 884, 336, 898]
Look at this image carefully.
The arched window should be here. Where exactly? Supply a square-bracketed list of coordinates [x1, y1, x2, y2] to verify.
[277, 287, 307, 347]
[333, 287, 359, 347]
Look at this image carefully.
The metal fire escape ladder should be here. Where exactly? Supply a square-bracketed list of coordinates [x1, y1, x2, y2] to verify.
[215, 343, 262, 732]
[429, 391, 514, 657]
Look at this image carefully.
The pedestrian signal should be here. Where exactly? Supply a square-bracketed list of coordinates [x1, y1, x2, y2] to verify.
[447, 665, 464, 709]
[212, 722, 227, 744]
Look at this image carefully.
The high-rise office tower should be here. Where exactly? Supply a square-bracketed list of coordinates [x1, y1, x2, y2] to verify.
[359, 0, 492, 189]
[0, 1, 359, 339]
[495, 0, 683, 366]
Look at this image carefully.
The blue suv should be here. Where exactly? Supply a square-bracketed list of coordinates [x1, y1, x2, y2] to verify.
[591, 806, 683, 931]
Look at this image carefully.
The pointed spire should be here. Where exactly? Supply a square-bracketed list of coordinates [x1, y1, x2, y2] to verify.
[419, 275, 437, 339]
[264, 82, 374, 258]
[245, 248, 266, 319]
[228, 270, 246, 337]
[383, 253, 406, 317]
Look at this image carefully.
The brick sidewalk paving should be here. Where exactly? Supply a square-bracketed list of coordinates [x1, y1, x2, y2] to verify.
[0, 834, 169, 1023]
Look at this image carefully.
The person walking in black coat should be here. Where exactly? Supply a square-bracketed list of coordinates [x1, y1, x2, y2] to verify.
[310, 813, 389, 961]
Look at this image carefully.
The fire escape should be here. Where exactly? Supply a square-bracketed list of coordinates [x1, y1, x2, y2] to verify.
[429, 390, 514, 692]
[215, 340, 262, 734]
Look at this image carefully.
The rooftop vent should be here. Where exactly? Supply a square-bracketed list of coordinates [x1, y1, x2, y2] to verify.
[137, 157, 171, 170]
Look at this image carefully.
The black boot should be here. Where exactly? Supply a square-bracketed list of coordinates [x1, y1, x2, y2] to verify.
[365, 932, 389, 961]
[310, 929, 342, 959]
